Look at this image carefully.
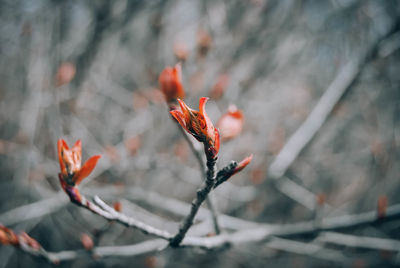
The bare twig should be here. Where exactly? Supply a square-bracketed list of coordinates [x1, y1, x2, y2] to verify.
[213, 161, 238, 189]
[316, 231, 400, 252]
[18, 241, 60, 264]
[17, 236, 348, 264]
[0, 184, 260, 231]
[178, 202, 400, 249]
[124, 187, 265, 230]
[79, 195, 173, 240]
[266, 237, 348, 263]
[62, 186, 174, 241]
[176, 120, 222, 235]
[274, 176, 320, 211]
[0, 192, 67, 226]
[267, 20, 400, 209]
[7, 202, 400, 263]
[169, 157, 218, 247]
[268, 59, 361, 180]
[17, 239, 168, 263]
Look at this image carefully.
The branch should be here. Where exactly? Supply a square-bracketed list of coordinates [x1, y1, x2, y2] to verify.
[61, 185, 174, 241]
[176, 120, 221, 235]
[169, 157, 217, 247]
[18, 237, 348, 264]
[266, 237, 348, 263]
[78, 194, 173, 240]
[0, 184, 261, 231]
[178, 202, 400, 249]
[17, 239, 167, 263]
[267, 58, 361, 180]
[0, 192, 67, 226]
[267, 20, 400, 208]
[18, 242, 60, 264]
[6, 202, 400, 263]
[213, 161, 238, 189]
[316, 231, 400, 252]
[124, 187, 266, 230]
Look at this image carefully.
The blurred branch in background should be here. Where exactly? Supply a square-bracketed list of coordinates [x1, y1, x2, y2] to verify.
[1, 0, 400, 267]
[268, 17, 400, 210]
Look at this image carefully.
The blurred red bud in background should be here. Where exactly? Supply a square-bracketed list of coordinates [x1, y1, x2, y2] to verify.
[217, 105, 244, 141]
[56, 62, 76, 86]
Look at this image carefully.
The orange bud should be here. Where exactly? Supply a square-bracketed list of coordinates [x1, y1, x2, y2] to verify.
[159, 64, 185, 103]
[113, 201, 122, 212]
[170, 97, 220, 159]
[0, 225, 18, 245]
[80, 233, 94, 250]
[56, 62, 76, 86]
[377, 195, 388, 219]
[217, 105, 244, 141]
[57, 139, 101, 186]
[233, 154, 253, 175]
[209, 74, 229, 100]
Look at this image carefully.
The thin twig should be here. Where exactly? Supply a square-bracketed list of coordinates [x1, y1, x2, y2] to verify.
[0, 183, 259, 231]
[17, 236, 347, 264]
[18, 242, 60, 264]
[267, 59, 361, 180]
[178, 202, 400, 249]
[124, 187, 266, 230]
[176, 121, 221, 235]
[169, 157, 218, 247]
[62, 189, 174, 240]
[266, 237, 348, 263]
[213, 161, 238, 189]
[83, 195, 173, 240]
[18, 239, 168, 263]
[0, 192, 67, 226]
[8, 202, 400, 263]
[267, 20, 400, 209]
[316, 231, 400, 252]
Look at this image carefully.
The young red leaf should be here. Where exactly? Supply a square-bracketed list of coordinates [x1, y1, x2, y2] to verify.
[74, 155, 101, 185]
[170, 97, 220, 159]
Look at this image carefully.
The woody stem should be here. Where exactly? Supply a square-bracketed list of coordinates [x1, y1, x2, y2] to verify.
[169, 157, 217, 247]
[175, 121, 221, 235]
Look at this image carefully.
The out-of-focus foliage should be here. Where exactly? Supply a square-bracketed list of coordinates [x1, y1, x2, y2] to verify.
[0, 0, 400, 267]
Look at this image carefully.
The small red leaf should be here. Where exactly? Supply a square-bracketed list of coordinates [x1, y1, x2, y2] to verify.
[233, 154, 253, 175]
[73, 155, 101, 185]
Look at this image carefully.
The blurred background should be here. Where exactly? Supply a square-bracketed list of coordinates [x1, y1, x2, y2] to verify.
[1, 0, 400, 267]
